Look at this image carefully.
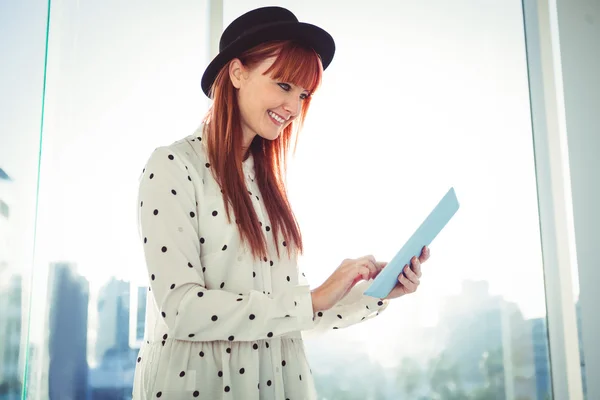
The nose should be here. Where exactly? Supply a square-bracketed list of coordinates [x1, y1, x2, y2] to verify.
[283, 96, 302, 119]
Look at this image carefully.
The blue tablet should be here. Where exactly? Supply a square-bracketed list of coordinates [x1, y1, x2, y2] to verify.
[364, 187, 460, 299]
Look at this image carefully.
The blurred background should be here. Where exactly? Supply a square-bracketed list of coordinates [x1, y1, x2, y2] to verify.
[1, 0, 597, 399]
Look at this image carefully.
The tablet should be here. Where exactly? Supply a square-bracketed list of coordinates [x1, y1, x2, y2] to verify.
[364, 187, 460, 299]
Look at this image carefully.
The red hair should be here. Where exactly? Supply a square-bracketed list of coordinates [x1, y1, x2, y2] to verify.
[203, 40, 323, 260]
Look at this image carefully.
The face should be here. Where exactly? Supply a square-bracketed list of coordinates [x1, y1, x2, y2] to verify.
[229, 56, 310, 148]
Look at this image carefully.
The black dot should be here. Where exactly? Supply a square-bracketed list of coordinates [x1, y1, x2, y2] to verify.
[161, 312, 166, 318]
[197, 291, 204, 297]
[286, 276, 290, 282]
[202, 267, 206, 273]
[137, 357, 141, 363]
[168, 154, 174, 160]
[266, 342, 270, 348]
[222, 245, 227, 251]
[205, 162, 210, 168]
[212, 210, 218, 216]
[220, 282, 225, 289]
[200, 237, 205, 244]
[170, 283, 176, 289]
[270, 261, 274, 266]
[253, 271, 256, 278]
[140, 201, 143, 207]
[253, 343, 258, 350]
[171, 189, 177, 195]
[199, 351, 204, 357]
[188, 262, 194, 268]
[378, 300, 384, 306]
[236, 298, 242, 301]
[333, 327, 339, 329]
[156, 392, 162, 397]
[282, 360, 286, 366]
[188, 176, 192, 181]
[282, 241, 287, 247]
[153, 209, 159, 215]
[224, 386, 230, 392]
[162, 340, 165, 346]
[267, 332, 273, 338]
[240, 368, 245, 374]
[263, 256, 268, 262]
[149, 173, 154, 179]
[188, 333, 195, 338]
[249, 314, 255, 320]
[228, 335, 234, 341]
[256, 196, 259, 200]
[337, 314, 342, 319]
[163, 334, 168, 340]
[218, 371, 223, 378]
[267, 380, 272, 386]
[226, 347, 231, 353]
[266, 226, 271, 232]
[212, 315, 218, 321]
[179, 371, 185, 377]
[193, 391, 199, 397]
[161, 246, 167, 253]
[190, 211, 195, 218]
[151, 274, 155, 280]
[299, 374, 302, 381]
[144, 237, 147, 244]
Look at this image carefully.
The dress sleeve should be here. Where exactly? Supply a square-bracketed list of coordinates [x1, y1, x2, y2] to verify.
[298, 269, 389, 334]
[138, 146, 314, 342]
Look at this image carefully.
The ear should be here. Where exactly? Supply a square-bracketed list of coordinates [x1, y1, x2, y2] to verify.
[229, 59, 245, 89]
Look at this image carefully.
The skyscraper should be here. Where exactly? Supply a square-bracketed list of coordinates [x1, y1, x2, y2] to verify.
[45, 262, 90, 400]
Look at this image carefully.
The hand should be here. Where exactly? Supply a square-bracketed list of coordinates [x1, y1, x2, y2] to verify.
[311, 255, 385, 313]
[385, 246, 430, 300]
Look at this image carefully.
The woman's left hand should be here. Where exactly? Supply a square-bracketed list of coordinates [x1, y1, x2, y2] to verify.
[385, 245, 430, 300]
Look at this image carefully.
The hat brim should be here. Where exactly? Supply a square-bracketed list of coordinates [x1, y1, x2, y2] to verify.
[201, 22, 335, 97]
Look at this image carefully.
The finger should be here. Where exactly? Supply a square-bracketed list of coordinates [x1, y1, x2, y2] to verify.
[419, 246, 430, 263]
[410, 256, 422, 278]
[357, 265, 370, 281]
[373, 261, 387, 277]
[398, 272, 418, 293]
[404, 264, 420, 284]
[362, 260, 378, 280]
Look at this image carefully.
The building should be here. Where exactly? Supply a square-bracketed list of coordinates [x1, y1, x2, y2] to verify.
[0, 167, 23, 400]
[95, 278, 131, 363]
[45, 262, 90, 400]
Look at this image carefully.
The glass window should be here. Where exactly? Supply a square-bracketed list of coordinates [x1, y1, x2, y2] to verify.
[4, 1, 589, 399]
[20, 1, 210, 398]
[0, 2, 49, 399]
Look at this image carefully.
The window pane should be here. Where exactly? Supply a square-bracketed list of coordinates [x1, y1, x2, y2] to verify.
[221, 1, 552, 399]
[23, 1, 209, 398]
[0, 2, 49, 399]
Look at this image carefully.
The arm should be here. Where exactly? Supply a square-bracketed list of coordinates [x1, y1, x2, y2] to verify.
[138, 146, 314, 342]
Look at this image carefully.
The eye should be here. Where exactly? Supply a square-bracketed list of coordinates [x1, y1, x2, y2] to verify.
[278, 83, 291, 91]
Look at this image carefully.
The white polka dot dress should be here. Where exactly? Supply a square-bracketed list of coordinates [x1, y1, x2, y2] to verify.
[132, 126, 389, 400]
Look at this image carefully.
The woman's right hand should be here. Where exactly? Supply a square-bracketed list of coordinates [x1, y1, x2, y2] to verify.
[311, 255, 385, 313]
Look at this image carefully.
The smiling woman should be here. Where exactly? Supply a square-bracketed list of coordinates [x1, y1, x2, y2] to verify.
[131, 6, 416, 400]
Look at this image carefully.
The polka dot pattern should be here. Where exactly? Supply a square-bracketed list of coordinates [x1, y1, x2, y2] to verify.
[132, 131, 389, 399]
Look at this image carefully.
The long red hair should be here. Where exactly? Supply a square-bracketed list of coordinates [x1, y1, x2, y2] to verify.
[203, 40, 323, 260]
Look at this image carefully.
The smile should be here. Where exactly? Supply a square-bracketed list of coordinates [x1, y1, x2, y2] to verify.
[268, 110, 285, 125]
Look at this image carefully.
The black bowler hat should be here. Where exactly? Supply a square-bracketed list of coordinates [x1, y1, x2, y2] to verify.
[201, 6, 336, 97]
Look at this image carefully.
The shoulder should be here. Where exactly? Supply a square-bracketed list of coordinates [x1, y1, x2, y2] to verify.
[143, 125, 209, 173]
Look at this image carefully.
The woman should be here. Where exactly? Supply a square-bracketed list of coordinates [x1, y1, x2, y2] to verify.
[133, 6, 429, 400]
